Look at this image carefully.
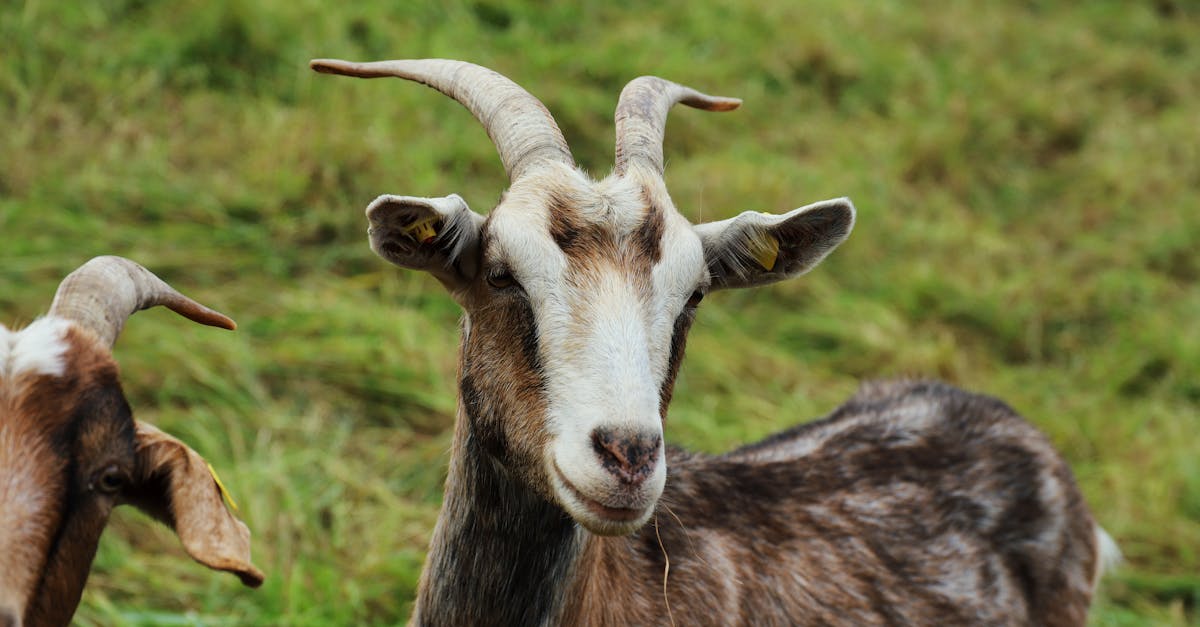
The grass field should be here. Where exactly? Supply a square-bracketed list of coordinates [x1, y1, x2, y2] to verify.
[3, 1, 1198, 624]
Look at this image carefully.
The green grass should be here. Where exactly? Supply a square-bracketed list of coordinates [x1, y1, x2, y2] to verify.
[3, 0, 1198, 624]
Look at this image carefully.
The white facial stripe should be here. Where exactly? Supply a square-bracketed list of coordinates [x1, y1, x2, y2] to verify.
[489, 179, 707, 437]
[0, 317, 72, 382]
[542, 268, 659, 430]
[485, 172, 709, 530]
[541, 268, 668, 529]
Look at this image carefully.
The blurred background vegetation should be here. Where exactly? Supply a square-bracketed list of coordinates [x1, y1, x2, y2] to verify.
[3, 0, 1197, 624]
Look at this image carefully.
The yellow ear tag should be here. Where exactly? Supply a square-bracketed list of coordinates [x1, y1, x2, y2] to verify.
[403, 216, 439, 244]
[207, 462, 240, 514]
[749, 232, 779, 271]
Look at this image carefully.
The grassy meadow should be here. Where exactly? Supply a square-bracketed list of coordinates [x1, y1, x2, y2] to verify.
[3, 0, 1198, 624]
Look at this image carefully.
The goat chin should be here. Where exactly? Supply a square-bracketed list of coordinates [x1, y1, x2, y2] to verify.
[549, 455, 664, 536]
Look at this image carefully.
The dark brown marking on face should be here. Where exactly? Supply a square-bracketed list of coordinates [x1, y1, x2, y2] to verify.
[546, 187, 685, 420]
[460, 236, 553, 494]
[547, 192, 609, 260]
[658, 308, 695, 417]
[9, 329, 138, 627]
[29, 380, 134, 627]
[477, 228, 542, 375]
[515, 301, 542, 376]
[632, 189, 665, 266]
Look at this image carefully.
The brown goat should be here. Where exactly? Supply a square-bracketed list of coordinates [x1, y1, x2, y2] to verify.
[0, 257, 263, 627]
[312, 58, 1115, 625]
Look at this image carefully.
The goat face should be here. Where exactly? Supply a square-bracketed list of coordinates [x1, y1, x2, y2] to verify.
[1, 318, 131, 626]
[0, 258, 263, 627]
[315, 59, 854, 536]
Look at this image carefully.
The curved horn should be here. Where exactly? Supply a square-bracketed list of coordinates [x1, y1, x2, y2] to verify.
[613, 76, 741, 177]
[310, 58, 574, 183]
[49, 256, 235, 348]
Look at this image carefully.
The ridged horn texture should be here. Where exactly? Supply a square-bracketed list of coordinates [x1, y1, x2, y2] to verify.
[310, 58, 574, 182]
[613, 76, 742, 176]
[49, 256, 236, 348]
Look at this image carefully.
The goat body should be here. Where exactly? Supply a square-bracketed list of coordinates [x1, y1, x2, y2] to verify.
[420, 381, 1101, 626]
[310, 58, 1109, 626]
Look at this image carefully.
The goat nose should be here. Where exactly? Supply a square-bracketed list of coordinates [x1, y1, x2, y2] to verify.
[591, 428, 661, 486]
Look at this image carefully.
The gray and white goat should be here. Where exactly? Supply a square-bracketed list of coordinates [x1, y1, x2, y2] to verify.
[313, 57, 1116, 626]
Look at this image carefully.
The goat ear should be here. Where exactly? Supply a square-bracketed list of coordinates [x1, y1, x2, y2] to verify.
[121, 421, 265, 588]
[694, 198, 855, 291]
[366, 193, 485, 292]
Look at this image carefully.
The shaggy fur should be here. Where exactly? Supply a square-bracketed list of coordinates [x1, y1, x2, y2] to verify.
[1, 262, 263, 627]
[310, 57, 1108, 626]
[416, 381, 1101, 626]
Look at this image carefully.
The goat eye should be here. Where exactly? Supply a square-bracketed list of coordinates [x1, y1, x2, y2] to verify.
[94, 465, 128, 494]
[486, 271, 518, 290]
[686, 290, 705, 308]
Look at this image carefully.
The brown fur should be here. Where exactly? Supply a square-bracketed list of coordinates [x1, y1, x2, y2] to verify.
[1, 323, 261, 627]
[544, 191, 686, 419]
[396, 144, 1098, 627]
[457, 244, 553, 498]
[415, 381, 1100, 626]
[2, 329, 131, 627]
[547, 188, 666, 276]
[658, 306, 696, 418]
[334, 58, 1102, 626]
[402, 183, 1106, 625]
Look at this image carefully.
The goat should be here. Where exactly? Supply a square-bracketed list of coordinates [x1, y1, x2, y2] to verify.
[312, 58, 1115, 626]
[0, 256, 264, 627]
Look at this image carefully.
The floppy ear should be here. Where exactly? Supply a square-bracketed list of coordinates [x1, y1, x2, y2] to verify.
[120, 421, 265, 588]
[366, 193, 486, 293]
[693, 198, 855, 290]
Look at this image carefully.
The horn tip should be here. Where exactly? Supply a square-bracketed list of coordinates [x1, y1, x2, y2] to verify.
[310, 58, 399, 80]
[680, 93, 742, 113]
[176, 303, 238, 332]
[310, 58, 354, 75]
[715, 98, 742, 112]
[204, 309, 237, 331]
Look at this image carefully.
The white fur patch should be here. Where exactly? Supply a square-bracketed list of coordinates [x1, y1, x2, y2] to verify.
[0, 317, 73, 381]
[736, 399, 944, 464]
[485, 174, 708, 529]
[1093, 526, 1122, 586]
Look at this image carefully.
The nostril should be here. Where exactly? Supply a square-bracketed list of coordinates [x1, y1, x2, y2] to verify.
[592, 429, 626, 467]
[591, 428, 661, 485]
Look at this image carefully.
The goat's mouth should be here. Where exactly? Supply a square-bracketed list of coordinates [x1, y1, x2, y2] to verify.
[552, 462, 650, 531]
